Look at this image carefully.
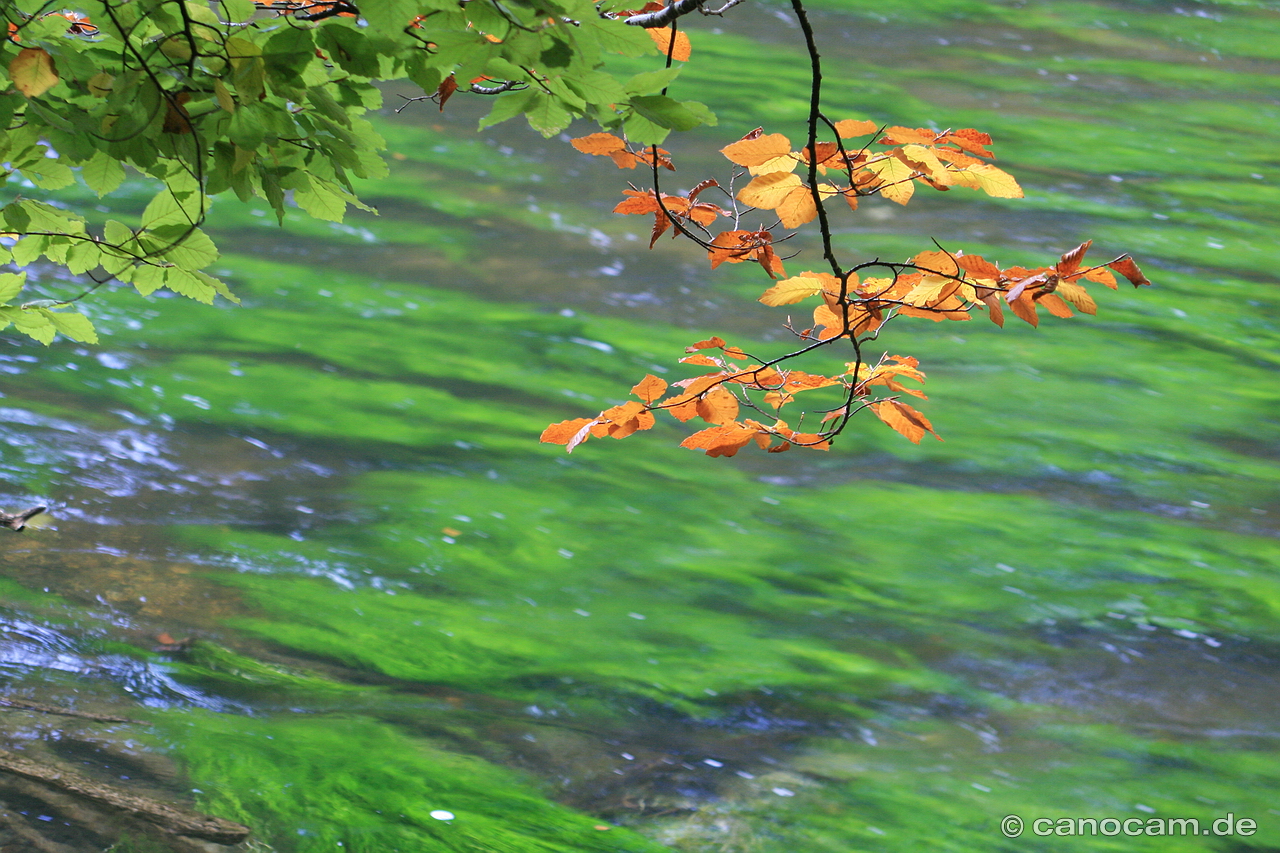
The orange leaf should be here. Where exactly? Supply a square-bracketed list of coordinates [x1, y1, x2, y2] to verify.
[696, 386, 739, 425]
[679, 354, 719, 366]
[946, 128, 994, 158]
[679, 423, 758, 457]
[956, 253, 1001, 280]
[1036, 292, 1074, 318]
[613, 189, 661, 215]
[1082, 266, 1117, 289]
[572, 133, 627, 155]
[834, 118, 878, 138]
[646, 26, 691, 61]
[720, 133, 792, 168]
[540, 417, 599, 452]
[630, 374, 668, 403]
[870, 400, 942, 444]
[1107, 255, 1152, 287]
[687, 336, 727, 351]
[1006, 294, 1039, 327]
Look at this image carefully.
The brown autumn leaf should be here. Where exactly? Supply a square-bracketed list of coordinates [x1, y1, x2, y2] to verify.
[434, 74, 458, 110]
[687, 336, 727, 351]
[1107, 255, 1152, 287]
[1057, 240, 1092, 276]
[10, 48, 58, 98]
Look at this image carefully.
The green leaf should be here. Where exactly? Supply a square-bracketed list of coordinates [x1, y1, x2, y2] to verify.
[0, 272, 26, 304]
[195, 270, 240, 305]
[525, 93, 573, 137]
[18, 153, 75, 189]
[628, 95, 707, 131]
[163, 267, 217, 304]
[11, 236, 46, 267]
[563, 70, 626, 105]
[47, 310, 98, 344]
[582, 15, 653, 57]
[11, 307, 55, 345]
[622, 109, 670, 146]
[221, 0, 257, 23]
[624, 67, 683, 96]
[81, 151, 126, 197]
[103, 220, 135, 249]
[65, 240, 102, 275]
[150, 226, 219, 270]
[295, 181, 349, 223]
[133, 264, 166, 297]
[478, 88, 537, 130]
[143, 190, 204, 229]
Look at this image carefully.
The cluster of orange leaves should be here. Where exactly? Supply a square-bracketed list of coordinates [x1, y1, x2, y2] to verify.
[545, 118, 1152, 455]
[773, 238, 1150, 345]
[571, 121, 1029, 281]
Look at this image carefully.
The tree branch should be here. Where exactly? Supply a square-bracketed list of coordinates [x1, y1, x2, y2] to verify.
[624, 0, 705, 28]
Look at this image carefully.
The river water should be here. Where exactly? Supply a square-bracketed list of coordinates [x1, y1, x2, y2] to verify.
[2, 1, 1279, 851]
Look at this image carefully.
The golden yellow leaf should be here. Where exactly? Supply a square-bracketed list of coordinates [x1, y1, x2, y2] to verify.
[747, 154, 798, 176]
[758, 272, 835, 306]
[9, 48, 58, 98]
[953, 163, 1023, 198]
[737, 171, 802, 209]
[896, 145, 953, 186]
[775, 185, 818, 228]
[1055, 280, 1096, 315]
[863, 156, 915, 205]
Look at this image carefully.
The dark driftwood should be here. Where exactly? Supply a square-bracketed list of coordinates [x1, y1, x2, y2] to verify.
[0, 750, 250, 844]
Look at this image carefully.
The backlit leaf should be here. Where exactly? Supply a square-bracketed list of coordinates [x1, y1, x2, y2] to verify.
[10, 48, 59, 98]
[630, 374, 668, 403]
[870, 400, 942, 444]
[738, 172, 802, 209]
[720, 133, 792, 168]
[758, 272, 835, 306]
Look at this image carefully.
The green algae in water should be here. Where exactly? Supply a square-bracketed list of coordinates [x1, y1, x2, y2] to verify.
[158, 712, 668, 853]
[3, 0, 1280, 851]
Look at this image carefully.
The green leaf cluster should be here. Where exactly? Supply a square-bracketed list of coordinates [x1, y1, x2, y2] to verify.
[0, 0, 717, 340]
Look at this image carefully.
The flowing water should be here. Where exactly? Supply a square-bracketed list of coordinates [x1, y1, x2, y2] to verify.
[2, 0, 1279, 850]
